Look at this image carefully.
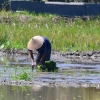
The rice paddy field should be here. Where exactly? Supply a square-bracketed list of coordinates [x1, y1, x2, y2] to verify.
[0, 10, 100, 100]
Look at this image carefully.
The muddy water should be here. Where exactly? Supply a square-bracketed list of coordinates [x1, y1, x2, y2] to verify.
[0, 85, 100, 100]
[0, 55, 100, 100]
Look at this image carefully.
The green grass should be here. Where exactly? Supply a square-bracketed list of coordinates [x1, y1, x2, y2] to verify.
[0, 10, 100, 52]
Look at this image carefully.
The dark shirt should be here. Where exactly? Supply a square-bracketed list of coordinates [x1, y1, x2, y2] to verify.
[36, 36, 51, 53]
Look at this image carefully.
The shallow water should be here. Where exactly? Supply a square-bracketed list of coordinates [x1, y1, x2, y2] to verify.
[0, 85, 100, 100]
[0, 55, 100, 86]
[0, 55, 100, 100]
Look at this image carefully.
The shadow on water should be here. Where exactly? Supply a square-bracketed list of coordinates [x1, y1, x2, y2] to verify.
[0, 55, 100, 100]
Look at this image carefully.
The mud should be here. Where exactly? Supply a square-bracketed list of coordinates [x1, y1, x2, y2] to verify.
[1, 49, 100, 64]
[0, 49, 100, 88]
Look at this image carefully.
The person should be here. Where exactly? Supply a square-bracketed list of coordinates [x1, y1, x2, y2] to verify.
[27, 35, 51, 70]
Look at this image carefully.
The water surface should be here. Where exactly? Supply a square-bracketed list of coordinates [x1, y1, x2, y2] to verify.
[0, 85, 100, 100]
[0, 55, 100, 100]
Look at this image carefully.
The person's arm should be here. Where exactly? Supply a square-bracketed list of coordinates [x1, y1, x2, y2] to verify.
[40, 42, 47, 64]
[40, 52, 46, 64]
[28, 50, 35, 70]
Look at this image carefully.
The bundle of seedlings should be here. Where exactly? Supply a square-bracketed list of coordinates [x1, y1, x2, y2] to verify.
[37, 61, 58, 72]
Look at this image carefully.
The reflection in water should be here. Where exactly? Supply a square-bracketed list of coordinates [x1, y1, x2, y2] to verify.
[0, 85, 100, 100]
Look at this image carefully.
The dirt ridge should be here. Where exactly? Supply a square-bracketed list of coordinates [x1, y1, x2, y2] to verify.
[0, 49, 100, 63]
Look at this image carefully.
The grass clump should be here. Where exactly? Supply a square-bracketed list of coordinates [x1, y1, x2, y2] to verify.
[18, 71, 30, 81]
[11, 66, 31, 81]
[12, 71, 30, 81]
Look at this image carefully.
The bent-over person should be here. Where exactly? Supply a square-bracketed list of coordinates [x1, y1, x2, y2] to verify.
[27, 36, 51, 70]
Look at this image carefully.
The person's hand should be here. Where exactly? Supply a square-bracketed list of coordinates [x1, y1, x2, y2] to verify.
[31, 64, 36, 71]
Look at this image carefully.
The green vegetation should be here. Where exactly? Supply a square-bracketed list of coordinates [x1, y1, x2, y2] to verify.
[11, 66, 31, 81]
[37, 61, 58, 72]
[18, 71, 30, 81]
[0, 11, 100, 52]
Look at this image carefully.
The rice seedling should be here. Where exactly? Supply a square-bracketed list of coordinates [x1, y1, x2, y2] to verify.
[37, 61, 58, 72]
[11, 66, 33, 81]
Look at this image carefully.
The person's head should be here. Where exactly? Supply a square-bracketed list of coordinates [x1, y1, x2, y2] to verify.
[27, 36, 44, 50]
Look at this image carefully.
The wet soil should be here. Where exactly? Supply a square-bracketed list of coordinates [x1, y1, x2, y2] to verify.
[0, 49, 100, 88]
[1, 49, 100, 64]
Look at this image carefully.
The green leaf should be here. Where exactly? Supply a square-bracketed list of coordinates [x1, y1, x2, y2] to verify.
[0, 44, 4, 49]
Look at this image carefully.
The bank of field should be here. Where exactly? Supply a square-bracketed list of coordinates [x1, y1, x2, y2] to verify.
[0, 11, 100, 52]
